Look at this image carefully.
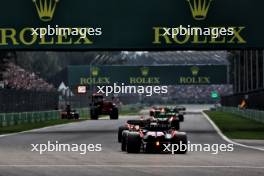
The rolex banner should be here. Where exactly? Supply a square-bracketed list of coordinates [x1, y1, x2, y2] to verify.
[0, 0, 263, 49]
[67, 65, 228, 87]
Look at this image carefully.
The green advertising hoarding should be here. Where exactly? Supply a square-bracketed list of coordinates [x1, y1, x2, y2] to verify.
[211, 91, 220, 99]
[0, 0, 263, 49]
[68, 65, 228, 87]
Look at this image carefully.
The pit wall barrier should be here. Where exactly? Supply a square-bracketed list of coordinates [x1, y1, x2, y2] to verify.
[76, 108, 90, 119]
[0, 110, 59, 127]
[217, 106, 264, 123]
[0, 108, 90, 127]
[0, 105, 141, 127]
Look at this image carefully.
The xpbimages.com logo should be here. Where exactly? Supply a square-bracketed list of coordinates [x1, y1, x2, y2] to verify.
[31, 141, 102, 155]
[163, 141, 234, 155]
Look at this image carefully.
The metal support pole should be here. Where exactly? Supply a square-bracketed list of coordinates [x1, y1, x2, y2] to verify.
[250, 50, 253, 90]
[246, 51, 249, 92]
[256, 50, 259, 90]
[263, 50, 264, 88]
[233, 53, 237, 93]
[238, 51, 241, 93]
[244, 50, 247, 93]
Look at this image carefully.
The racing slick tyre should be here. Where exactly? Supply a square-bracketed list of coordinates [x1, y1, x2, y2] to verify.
[126, 132, 141, 153]
[171, 120, 180, 130]
[90, 108, 99, 120]
[118, 126, 129, 143]
[171, 132, 188, 154]
[121, 131, 128, 151]
[179, 114, 184, 122]
[110, 108, 119, 120]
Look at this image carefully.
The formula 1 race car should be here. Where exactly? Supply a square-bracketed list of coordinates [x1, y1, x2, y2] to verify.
[149, 107, 182, 128]
[120, 119, 188, 154]
[60, 105, 80, 119]
[150, 106, 185, 122]
[90, 94, 119, 120]
[118, 111, 180, 143]
[155, 110, 181, 129]
[174, 106, 186, 121]
[118, 117, 146, 143]
[118, 107, 184, 143]
[174, 105, 186, 112]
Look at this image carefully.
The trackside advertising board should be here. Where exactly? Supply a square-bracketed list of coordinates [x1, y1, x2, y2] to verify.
[0, 0, 263, 49]
[67, 65, 228, 87]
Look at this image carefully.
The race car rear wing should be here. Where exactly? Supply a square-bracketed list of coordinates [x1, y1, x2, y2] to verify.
[127, 120, 148, 127]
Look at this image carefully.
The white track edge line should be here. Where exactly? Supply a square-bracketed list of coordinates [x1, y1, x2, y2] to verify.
[0, 121, 83, 138]
[202, 111, 264, 151]
[0, 165, 263, 168]
[0, 115, 136, 138]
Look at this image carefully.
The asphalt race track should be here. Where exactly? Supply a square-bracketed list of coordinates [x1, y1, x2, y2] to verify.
[0, 106, 263, 176]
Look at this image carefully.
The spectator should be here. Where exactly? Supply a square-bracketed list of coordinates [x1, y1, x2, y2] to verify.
[2, 63, 55, 92]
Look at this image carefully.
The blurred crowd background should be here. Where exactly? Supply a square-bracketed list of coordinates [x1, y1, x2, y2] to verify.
[0, 51, 233, 113]
[2, 63, 55, 92]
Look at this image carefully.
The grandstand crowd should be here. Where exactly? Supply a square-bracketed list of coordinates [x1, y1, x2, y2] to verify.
[168, 85, 233, 101]
[0, 53, 55, 92]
